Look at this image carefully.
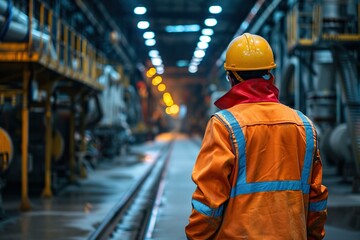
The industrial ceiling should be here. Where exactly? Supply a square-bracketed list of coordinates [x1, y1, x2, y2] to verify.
[54, 0, 283, 105]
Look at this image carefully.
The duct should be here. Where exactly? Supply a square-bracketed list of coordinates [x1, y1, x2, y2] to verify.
[0, 0, 57, 59]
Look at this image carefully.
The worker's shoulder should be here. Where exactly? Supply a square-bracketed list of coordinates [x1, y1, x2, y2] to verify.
[214, 102, 311, 126]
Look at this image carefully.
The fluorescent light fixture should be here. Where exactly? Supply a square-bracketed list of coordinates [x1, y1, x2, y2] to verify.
[165, 24, 200, 33]
[143, 31, 155, 39]
[151, 57, 162, 66]
[202, 28, 214, 36]
[149, 50, 159, 58]
[134, 6, 147, 15]
[176, 60, 189, 67]
[197, 41, 209, 49]
[156, 67, 164, 74]
[194, 49, 205, 58]
[199, 35, 211, 43]
[189, 65, 198, 73]
[137, 21, 150, 29]
[192, 57, 202, 63]
[145, 39, 156, 46]
[204, 18, 217, 27]
[191, 60, 200, 66]
[209, 6, 222, 14]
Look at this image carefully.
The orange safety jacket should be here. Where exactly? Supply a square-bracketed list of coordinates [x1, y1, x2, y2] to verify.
[185, 78, 328, 240]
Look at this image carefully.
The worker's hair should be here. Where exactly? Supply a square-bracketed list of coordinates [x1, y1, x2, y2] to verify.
[229, 70, 269, 81]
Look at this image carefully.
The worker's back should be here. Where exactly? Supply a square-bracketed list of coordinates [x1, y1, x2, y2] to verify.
[213, 102, 311, 239]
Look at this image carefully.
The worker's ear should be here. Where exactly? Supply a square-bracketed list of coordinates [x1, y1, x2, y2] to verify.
[226, 71, 238, 87]
[230, 77, 238, 87]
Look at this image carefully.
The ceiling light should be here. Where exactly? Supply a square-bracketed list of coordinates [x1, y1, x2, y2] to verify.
[201, 28, 214, 36]
[165, 24, 200, 33]
[145, 39, 156, 46]
[165, 107, 172, 115]
[156, 67, 164, 74]
[194, 49, 205, 58]
[137, 21, 150, 29]
[143, 31, 155, 39]
[192, 57, 202, 63]
[134, 6, 147, 15]
[199, 35, 211, 43]
[191, 60, 200, 66]
[158, 83, 166, 92]
[151, 57, 162, 66]
[197, 42, 209, 49]
[170, 104, 180, 114]
[188, 65, 198, 73]
[209, 6, 222, 14]
[146, 67, 157, 78]
[149, 50, 159, 57]
[152, 76, 163, 85]
[204, 18, 217, 27]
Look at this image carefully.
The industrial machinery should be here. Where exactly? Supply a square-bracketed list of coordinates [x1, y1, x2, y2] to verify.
[0, 0, 147, 213]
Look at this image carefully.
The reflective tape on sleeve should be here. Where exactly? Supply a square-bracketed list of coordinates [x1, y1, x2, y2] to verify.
[192, 199, 224, 217]
[309, 199, 327, 212]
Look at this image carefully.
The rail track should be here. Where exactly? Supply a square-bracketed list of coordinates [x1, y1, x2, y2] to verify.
[88, 140, 174, 240]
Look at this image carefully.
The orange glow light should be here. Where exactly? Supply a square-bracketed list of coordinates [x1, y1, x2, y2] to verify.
[158, 83, 166, 92]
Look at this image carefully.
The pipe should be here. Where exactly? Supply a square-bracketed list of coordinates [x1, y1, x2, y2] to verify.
[0, 0, 57, 59]
[0, 0, 29, 25]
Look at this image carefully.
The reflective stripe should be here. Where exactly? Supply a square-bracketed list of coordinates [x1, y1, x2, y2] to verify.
[231, 180, 302, 197]
[309, 199, 327, 212]
[216, 109, 315, 197]
[192, 199, 224, 217]
[216, 110, 247, 184]
[296, 111, 315, 194]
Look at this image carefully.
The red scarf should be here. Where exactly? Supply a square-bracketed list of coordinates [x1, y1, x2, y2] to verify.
[214, 78, 280, 110]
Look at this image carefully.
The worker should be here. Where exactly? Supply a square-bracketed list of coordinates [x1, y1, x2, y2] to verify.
[185, 33, 328, 239]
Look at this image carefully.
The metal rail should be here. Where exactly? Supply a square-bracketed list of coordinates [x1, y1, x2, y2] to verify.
[88, 141, 174, 240]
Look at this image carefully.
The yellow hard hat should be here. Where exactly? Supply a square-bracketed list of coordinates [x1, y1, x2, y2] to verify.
[224, 33, 276, 71]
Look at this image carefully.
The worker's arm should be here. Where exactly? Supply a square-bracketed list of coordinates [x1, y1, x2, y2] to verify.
[307, 148, 328, 240]
[185, 116, 235, 240]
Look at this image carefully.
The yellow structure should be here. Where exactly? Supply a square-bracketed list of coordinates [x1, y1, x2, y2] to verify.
[0, 0, 105, 210]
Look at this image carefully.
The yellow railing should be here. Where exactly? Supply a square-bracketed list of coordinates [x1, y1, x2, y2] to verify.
[0, 0, 106, 90]
[287, 1, 360, 50]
